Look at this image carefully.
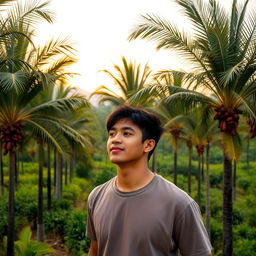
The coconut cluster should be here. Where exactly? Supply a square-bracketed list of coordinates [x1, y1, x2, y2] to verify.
[214, 106, 242, 136]
[247, 119, 256, 138]
[170, 128, 181, 138]
[0, 121, 24, 154]
[196, 144, 204, 156]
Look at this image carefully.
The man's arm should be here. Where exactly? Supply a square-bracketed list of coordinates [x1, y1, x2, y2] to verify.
[88, 240, 98, 256]
[174, 200, 212, 256]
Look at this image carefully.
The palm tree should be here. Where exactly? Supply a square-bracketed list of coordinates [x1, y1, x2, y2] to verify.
[0, 1, 54, 254]
[32, 85, 91, 240]
[157, 71, 194, 184]
[176, 109, 219, 238]
[180, 113, 207, 207]
[154, 101, 184, 184]
[0, 141, 3, 196]
[129, 1, 256, 255]
[0, 1, 90, 252]
[91, 56, 154, 106]
[53, 89, 93, 201]
[66, 108, 94, 182]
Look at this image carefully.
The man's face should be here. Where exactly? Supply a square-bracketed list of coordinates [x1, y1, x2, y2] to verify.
[107, 118, 150, 165]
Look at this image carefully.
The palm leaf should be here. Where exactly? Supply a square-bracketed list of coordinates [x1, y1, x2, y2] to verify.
[0, 70, 30, 93]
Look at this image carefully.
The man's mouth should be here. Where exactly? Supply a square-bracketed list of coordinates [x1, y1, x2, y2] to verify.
[110, 147, 124, 153]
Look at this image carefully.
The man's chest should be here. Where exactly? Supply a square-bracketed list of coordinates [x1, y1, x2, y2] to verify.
[93, 193, 174, 244]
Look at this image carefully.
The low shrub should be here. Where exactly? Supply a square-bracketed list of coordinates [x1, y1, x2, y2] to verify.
[52, 199, 72, 211]
[234, 239, 256, 256]
[44, 210, 69, 236]
[209, 173, 222, 187]
[245, 194, 256, 208]
[63, 184, 82, 201]
[232, 207, 244, 225]
[64, 210, 90, 255]
[73, 177, 91, 191]
[237, 176, 251, 191]
[0, 206, 7, 238]
[247, 208, 256, 226]
[93, 168, 115, 187]
[76, 161, 92, 179]
[234, 225, 256, 241]
[210, 189, 222, 217]
[210, 218, 222, 254]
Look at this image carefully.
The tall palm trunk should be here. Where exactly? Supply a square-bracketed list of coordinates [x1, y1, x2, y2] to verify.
[201, 153, 205, 182]
[55, 152, 62, 200]
[7, 151, 15, 256]
[205, 143, 211, 238]
[174, 148, 177, 184]
[197, 154, 201, 207]
[0, 142, 4, 196]
[172, 136, 178, 185]
[54, 148, 56, 191]
[14, 153, 18, 189]
[223, 152, 233, 256]
[47, 143, 52, 212]
[233, 160, 237, 201]
[64, 161, 68, 186]
[37, 142, 44, 242]
[69, 153, 74, 184]
[188, 144, 192, 194]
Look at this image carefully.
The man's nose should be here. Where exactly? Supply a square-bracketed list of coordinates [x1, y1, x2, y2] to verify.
[112, 133, 122, 143]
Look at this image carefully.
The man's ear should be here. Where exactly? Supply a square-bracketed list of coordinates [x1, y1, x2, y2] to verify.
[144, 139, 155, 153]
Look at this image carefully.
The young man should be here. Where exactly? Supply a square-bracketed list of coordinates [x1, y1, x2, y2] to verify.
[86, 105, 212, 256]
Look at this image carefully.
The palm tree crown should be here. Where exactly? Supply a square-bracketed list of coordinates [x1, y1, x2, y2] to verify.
[92, 56, 154, 106]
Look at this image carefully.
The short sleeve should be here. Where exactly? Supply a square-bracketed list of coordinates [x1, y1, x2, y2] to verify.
[86, 199, 97, 240]
[174, 200, 212, 256]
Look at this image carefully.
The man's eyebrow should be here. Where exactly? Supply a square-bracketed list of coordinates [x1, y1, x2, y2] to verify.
[122, 126, 135, 131]
[109, 126, 135, 131]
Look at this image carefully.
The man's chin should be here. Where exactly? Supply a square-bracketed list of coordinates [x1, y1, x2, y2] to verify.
[109, 158, 125, 165]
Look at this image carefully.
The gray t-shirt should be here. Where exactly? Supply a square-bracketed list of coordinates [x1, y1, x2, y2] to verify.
[86, 174, 212, 256]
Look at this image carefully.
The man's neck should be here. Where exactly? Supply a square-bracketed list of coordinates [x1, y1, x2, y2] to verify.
[116, 161, 155, 192]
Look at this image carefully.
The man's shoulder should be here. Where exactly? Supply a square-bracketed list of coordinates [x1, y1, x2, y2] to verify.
[87, 177, 115, 206]
[155, 174, 194, 207]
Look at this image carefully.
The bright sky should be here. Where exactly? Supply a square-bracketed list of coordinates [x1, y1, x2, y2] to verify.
[33, 0, 256, 95]
[34, 0, 190, 94]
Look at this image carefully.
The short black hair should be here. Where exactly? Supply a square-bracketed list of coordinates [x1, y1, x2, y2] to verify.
[106, 105, 164, 160]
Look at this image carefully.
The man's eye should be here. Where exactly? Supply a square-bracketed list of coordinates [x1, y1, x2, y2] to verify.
[124, 132, 131, 136]
[109, 132, 115, 137]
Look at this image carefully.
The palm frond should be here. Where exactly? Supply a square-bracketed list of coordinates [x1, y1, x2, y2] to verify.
[0, 70, 30, 93]
[164, 115, 191, 129]
[35, 37, 76, 68]
[129, 84, 166, 105]
[29, 96, 90, 116]
[92, 85, 123, 99]
[174, 0, 208, 38]
[26, 119, 64, 153]
[98, 96, 124, 106]
[164, 90, 215, 114]
[8, 0, 54, 27]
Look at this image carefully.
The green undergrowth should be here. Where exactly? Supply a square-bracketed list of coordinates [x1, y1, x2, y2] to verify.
[0, 155, 256, 255]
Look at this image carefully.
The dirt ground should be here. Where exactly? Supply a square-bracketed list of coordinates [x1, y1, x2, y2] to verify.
[46, 238, 69, 256]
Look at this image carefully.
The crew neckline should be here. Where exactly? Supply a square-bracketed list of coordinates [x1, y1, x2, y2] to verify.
[112, 174, 159, 197]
